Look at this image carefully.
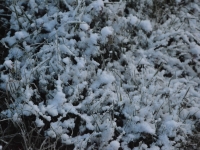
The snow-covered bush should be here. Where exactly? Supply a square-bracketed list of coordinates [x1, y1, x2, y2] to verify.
[0, 0, 200, 149]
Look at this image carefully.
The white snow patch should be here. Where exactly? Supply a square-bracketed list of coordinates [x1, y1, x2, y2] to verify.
[35, 117, 45, 127]
[43, 20, 57, 32]
[46, 105, 58, 116]
[75, 57, 86, 69]
[90, 0, 104, 12]
[62, 119, 75, 128]
[61, 134, 72, 144]
[129, 15, 138, 26]
[12, 113, 21, 122]
[136, 122, 155, 134]
[190, 42, 200, 56]
[2, 36, 16, 46]
[4, 60, 13, 69]
[164, 120, 181, 137]
[15, 31, 29, 40]
[90, 33, 99, 45]
[107, 141, 120, 150]
[29, 0, 37, 9]
[80, 23, 90, 31]
[101, 26, 114, 37]
[140, 20, 152, 32]
[91, 70, 115, 89]
[59, 44, 73, 55]
[175, 0, 181, 3]
[47, 130, 56, 138]
[36, 18, 44, 26]
[63, 57, 71, 65]
[8, 47, 24, 59]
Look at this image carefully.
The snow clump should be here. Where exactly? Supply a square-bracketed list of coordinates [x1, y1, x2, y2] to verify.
[139, 20, 152, 32]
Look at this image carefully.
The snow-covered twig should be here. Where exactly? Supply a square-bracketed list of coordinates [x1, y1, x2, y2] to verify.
[31, 58, 50, 74]
[60, 0, 73, 11]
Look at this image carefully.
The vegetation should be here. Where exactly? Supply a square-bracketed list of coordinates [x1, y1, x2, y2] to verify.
[0, 0, 200, 149]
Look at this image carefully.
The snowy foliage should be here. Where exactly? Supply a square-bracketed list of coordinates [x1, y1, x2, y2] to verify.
[0, 0, 200, 149]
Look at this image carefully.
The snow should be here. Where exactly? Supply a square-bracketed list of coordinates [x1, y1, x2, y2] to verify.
[91, 70, 115, 89]
[164, 120, 181, 137]
[1, 0, 200, 149]
[175, 0, 181, 3]
[36, 18, 44, 26]
[12, 113, 21, 122]
[62, 119, 75, 128]
[43, 19, 57, 32]
[46, 130, 56, 138]
[135, 122, 155, 134]
[82, 14, 92, 23]
[15, 31, 29, 40]
[129, 15, 138, 26]
[46, 77, 68, 116]
[107, 141, 120, 150]
[4, 60, 13, 69]
[8, 47, 23, 59]
[35, 117, 45, 127]
[46, 105, 58, 116]
[60, 44, 74, 55]
[63, 57, 71, 64]
[90, 33, 99, 45]
[2, 36, 16, 46]
[75, 57, 86, 69]
[140, 20, 153, 32]
[29, 0, 37, 10]
[99, 71, 115, 84]
[90, 0, 104, 13]
[61, 134, 71, 144]
[80, 23, 90, 31]
[101, 26, 114, 37]
[190, 42, 200, 56]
